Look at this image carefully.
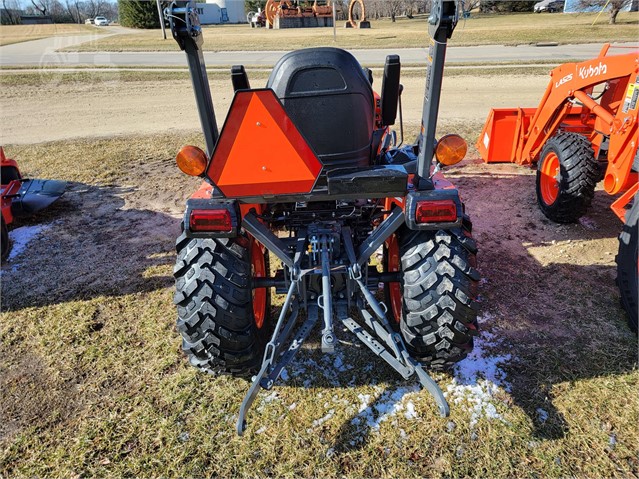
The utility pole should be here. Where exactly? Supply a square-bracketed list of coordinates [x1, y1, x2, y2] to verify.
[156, 0, 167, 39]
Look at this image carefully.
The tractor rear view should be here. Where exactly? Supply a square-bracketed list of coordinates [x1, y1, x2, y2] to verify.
[478, 45, 639, 331]
[166, 0, 479, 434]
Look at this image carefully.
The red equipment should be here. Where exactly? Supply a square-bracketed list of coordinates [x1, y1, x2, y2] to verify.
[0, 147, 66, 261]
[477, 44, 639, 330]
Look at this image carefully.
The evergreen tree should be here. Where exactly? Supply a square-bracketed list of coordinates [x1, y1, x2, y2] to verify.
[118, 0, 160, 28]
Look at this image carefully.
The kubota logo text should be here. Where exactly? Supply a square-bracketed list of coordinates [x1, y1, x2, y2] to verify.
[578, 62, 607, 80]
[555, 74, 573, 88]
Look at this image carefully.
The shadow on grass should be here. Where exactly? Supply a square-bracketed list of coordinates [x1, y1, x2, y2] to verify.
[459, 165, 637, 441]
[1, 181, 180, 311]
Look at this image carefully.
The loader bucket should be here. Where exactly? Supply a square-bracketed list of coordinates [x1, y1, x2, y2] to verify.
[10, 178, 66, 217]
[476, 108, 536, 164]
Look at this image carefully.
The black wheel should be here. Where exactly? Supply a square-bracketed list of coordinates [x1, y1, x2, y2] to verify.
[617, 199, 638, 332]
[1, 216, 9, 262]
[536, 132, 598, 223]
[387, 218, 480, 370]
[173, 232, 272, 377]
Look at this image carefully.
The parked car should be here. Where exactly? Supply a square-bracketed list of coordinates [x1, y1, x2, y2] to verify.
[534, 0, 564, 12]
[94, 16, 109, 26]
[84, 18, 93, 24]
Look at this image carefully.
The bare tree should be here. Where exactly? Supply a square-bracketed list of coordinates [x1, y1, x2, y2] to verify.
[386, 0, 404, 21]
[65, 0, 81, 22]
[404, 0, 418, 17]
[580, 0, 632, 24]
[1, 0, 21, 24]
[460, 0, 480, 14]
[30, 0, 49, 15]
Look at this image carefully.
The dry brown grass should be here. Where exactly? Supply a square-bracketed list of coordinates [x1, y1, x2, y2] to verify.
[64, 12, 639, 52]
[1, 128, 637, 477]
[0, 23, 104, 47]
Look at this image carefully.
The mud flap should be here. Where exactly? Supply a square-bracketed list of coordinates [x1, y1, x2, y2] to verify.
[10, 179, 66, 217]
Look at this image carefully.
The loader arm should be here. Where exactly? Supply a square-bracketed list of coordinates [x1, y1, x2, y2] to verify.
[479, 45, 639, 196]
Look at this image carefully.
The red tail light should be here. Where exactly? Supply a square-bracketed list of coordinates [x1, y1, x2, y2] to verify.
[415, 200, 457, 223]
[189, 209, 232, 232]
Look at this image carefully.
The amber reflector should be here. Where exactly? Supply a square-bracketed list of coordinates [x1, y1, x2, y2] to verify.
[176, 145, 208, 177]
[435, 134, 467, 166]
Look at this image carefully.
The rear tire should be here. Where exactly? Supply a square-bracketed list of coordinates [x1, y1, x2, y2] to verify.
[390, 219, 480, 370]
[617, 199, 638, 332]
[536, 132, 598, 223]
[173, 233, 271, 377]
[1, 216, 9, 262]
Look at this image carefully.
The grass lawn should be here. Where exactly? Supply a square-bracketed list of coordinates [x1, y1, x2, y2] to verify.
[63, 12, 639, 52]
[0, 23, 105, 47]
[0, 130, 637, 477]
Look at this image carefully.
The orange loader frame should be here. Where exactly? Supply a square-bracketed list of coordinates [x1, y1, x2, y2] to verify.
[477, 44, 639, 221]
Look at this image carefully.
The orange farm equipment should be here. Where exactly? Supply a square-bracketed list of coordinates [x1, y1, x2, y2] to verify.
[166, 0, 479, 434]
[0, 147, 66, 261]
[477, 45, 639, 331]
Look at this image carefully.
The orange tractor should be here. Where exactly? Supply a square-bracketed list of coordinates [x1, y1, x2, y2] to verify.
[166, 0, 479, 434]
[477, 45, 639, 331]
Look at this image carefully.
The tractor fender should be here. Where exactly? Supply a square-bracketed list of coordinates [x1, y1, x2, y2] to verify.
[404, 189, 463, 231]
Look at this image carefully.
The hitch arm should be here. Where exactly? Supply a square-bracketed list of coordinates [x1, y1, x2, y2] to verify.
[165, 0, 219, 157]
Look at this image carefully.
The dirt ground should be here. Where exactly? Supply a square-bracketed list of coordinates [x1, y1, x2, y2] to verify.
[0, 74, 551, 145]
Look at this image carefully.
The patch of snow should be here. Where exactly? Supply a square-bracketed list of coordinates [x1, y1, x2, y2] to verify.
[7, 224, 49, 261]
[404, 401, 418, 420]
[256, 391, 280, 412]
[351, 385, 420, 432]
[255, 426, 267, 435]
[445, 318, 512, 429]
[259, 391, 279, 406]
[312, 409, 335, 428]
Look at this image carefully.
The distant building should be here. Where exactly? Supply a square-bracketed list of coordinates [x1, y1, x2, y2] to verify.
[20, 14, 53, 24]
[195, 0, 245, 24]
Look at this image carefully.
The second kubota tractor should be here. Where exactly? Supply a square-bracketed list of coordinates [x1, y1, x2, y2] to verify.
[166, 0, 479, 434]
[477, 44, 639, 331]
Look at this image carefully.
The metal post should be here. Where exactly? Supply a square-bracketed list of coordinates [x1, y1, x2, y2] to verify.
[332, 2, 336, 42]
[156, 0, 167, 40]
[414, 0, 458, 190]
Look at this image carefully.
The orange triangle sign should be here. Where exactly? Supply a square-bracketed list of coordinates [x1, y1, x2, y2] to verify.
[208, 89, 323, 197]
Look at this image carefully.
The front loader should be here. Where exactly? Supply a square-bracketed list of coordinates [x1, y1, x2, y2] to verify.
[477, 45, 639, 332]
[167, 0, 480, 434]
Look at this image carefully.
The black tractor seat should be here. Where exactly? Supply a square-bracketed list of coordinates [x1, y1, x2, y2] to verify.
[267, 47, 375, 169]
